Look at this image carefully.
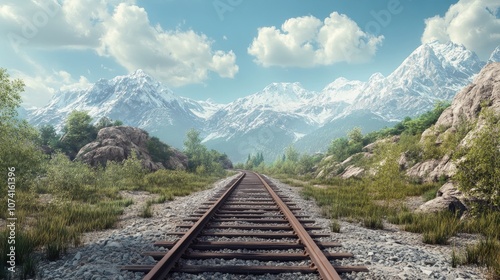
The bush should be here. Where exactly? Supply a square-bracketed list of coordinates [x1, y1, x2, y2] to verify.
[455, 109, 500, 207]
[45, 153, 95, 195]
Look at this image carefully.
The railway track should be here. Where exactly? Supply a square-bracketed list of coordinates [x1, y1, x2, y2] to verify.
[123, 171, 368, 279]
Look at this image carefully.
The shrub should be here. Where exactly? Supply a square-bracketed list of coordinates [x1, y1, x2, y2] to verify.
[455, 109, 500, 207]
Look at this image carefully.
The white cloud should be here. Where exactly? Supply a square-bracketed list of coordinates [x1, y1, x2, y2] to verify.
[248, 12, 384, 67]
[11, 69, 90, 108]
[422, 0, 500, 59]
[1, 0, 238, 89]
[98, 4, 238, 86]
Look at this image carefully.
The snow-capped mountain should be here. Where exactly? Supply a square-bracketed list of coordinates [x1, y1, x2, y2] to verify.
[27, 42, 497, 163]
[28, 70, 209, 148]
[201, 83, 320, 162]
[489, 46, 500, 63]
[345, 41, 485, 120]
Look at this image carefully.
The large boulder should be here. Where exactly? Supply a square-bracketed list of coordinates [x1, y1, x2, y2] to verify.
[76, 126, 188, 171]
[406, 154, 457, 183]
[416, 182, 467, 214]
[340, 166, 365, 179]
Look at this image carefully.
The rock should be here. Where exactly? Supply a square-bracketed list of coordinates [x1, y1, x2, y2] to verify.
[74, 252, 82, 261]
[398, 152, 409, 170]
[340, 166, 365, 179]
[433, 63, 500, 133]
[416, 182, 467, 214]
[409, 63, 500, 185]
[75, 126, 189, 171]
[104, 241, 123, 248]
[406, 154, 456, 183]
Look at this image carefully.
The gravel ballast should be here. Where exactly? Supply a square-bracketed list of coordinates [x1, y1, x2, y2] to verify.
[35, 173, 486, 280]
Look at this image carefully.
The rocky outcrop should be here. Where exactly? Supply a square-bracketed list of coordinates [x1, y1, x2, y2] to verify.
[340, 166, 365, 179]
[431, 63, 500, 133]
[416, 182, 467, 214]
[76, 126, 188, 171]
[406, 154, 456, 183]
[408, 63, 500, 183]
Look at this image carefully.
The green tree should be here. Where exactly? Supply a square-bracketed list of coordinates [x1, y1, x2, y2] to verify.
[0, 69, 45, 187]
[184, 129, 207, 172]
[60, 111, 97, 158]
[39, 124, 59, 148]
[348, 127, 363, 144]
[284, 145, 299, 162]
[0, 68, 23, 124]
[455, 110, 500, 207]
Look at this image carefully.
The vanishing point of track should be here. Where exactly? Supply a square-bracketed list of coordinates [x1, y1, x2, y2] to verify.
[123, 171, 368, 279]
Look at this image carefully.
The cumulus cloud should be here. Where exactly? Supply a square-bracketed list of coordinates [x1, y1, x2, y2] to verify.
[421, 0, 500, 59]
[248, 12, 384, 67]
[11, 69, 91, 108]
[98, 4, 238, 86]
[0, 0, 238, 89]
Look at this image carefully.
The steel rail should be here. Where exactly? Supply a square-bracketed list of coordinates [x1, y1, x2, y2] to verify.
[254, 172, 342, 280]
[142, 172, 245, 280]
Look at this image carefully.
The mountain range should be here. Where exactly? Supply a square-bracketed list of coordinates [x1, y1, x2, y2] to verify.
[26, 41, 499, 163]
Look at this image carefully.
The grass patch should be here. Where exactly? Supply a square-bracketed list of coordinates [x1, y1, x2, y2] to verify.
[460, 238, 500, 279]
[140, 200, 154, 218]
[329, 220, 341, 233]
[11, 156, 229, 267]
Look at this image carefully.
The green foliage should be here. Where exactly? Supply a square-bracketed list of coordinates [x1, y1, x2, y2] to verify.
[329, 220, 341, 233]
[140, 200, 153, 218]
[183, 129, 225, 175]
[460, 238, 500, 278]
[95, 116, 123, 130]
[455, 109, 500, 207]
[147, 136, 171, 164]
[366, 101, 451, 140]
[45, 153, 95, 195]
[0, 68, 24, 123]
[60, 111, 97, 158]
[0, 70, 46, 187]
[245, 152, 264, 169]
[368, 141, 409, 199]
[38, 124, 60, 148]
[284, 145, 300, 162]
[327, 127, 364, 162]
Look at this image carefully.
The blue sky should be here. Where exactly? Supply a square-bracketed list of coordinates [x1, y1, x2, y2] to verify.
[0, 0, 499, 107]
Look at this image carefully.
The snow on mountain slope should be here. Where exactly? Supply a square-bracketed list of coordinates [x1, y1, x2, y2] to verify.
[489, 46, 500, 63]
[28, 70, 211, 148]
[345, 41, 485, 120]
[320, 77, 364, 104]
[26, 42, 497, 162]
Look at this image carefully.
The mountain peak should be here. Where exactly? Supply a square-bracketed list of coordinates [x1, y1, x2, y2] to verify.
[132, 69, 148, 76]
[489, 46, 500, 63]
[263, 82, 303, 92]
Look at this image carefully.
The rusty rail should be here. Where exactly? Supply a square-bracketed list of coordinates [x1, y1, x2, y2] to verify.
[141, 172, 245, 280]
[123, 171, 367, 279]
[255, 172, 342, 280]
